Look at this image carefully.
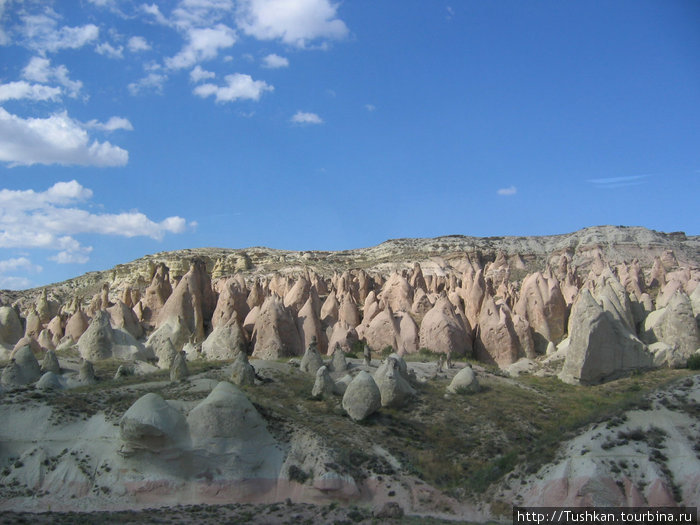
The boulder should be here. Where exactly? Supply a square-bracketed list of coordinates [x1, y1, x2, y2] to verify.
[201, 317, 247, 360]
[120, 392, 189, 453]
[311, 365, 335, 399]
[447, 365, 479, 394]
[559, 290, 652, 385]
[230, 351, 255, 387]
[342, 371, 381, 421]
[373, 355, 415, 408]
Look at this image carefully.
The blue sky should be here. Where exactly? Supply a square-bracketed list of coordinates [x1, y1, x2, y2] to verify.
[0, 0, 698, 289]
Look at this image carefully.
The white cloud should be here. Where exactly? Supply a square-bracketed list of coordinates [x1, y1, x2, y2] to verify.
[497, 186, 517, 196]
[85, 116, 134, 132]
[0, 257, 42, 275]
[0, 81, 62, 102]
[236, 0, 349, 47]
[0, 180, 191, 266]
[127, 36, 151, 52]
[49, 248, 92, 264]
[587, 175, 650, 189]
[141, 3, 171, 26]
[190, 65, 216, 83]
[262, 53, 289, 68]
[0, 276, 33, 290]
[20, 13, 99, 53]
[365, 103, 376, 112]
[165, 24, 237, 69]
[194, 73, 273, 102]
[22, 57, 83, 98]
[291, 110, 323, 124]
[0, 108, 128, 167]
[96, 41, 124, 59]
[128, 72, 167, 95]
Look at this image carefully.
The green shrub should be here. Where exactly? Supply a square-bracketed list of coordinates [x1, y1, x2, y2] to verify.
[381, 346, 393, 357]
[687, 354, 700, 370]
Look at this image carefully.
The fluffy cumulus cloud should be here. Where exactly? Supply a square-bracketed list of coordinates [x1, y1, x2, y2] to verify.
[291, 110, 323, 124]
[127, 36, 151, 52]
[166, 24, 237, 69]
[236, 0, 348, 47]
[194, 73, 273, 102]
[0, 180, 191, 277]
[85, 116, 134, 132]
[497, 186, 517, 196]
[0, 81, 61, 102]
[262, 53, 289, 68]
[22, 57, 83, 98]
[18, 12, 99, 53]
[190, 65, 216, 82]
[0, 108, 129, 167]
[96, 41, 124, 59]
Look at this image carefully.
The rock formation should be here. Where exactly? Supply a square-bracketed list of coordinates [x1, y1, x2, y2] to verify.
[156, 258, 216, 342]
[560, 290, 652, 385]
[418, 295, 471, 356]
[251, 295, 302, 360]
[311, 365, 335, 399]
[78, 310, 152, 362]
[300, 337, 324, 375]
[201, 317, 247, 360]
[342, 371, 381, 421]
[514, 271, 568, 352]
[41, 349, 61, 374]
[120, 392, 190, 453]
[230, 351, 255, 387]
[447, 365, 479, 394]
[170, 351, 189, 381]
[373, 354, 415, 408]
[0, 306, 23, 346]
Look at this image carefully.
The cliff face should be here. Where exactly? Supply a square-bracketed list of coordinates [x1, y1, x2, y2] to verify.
[3, 225, 698, 310]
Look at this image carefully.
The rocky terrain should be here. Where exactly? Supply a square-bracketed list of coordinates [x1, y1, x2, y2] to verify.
[0, 225, 698, 523]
